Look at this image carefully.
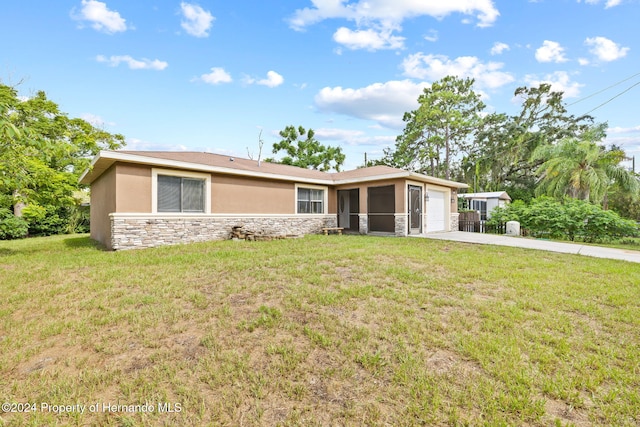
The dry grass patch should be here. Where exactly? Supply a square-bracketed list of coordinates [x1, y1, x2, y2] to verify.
[0, 234, 639, 426]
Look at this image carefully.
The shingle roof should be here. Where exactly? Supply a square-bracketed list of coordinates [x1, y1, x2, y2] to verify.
[117, 150, 331, 180]
[80, 150, 468, 189]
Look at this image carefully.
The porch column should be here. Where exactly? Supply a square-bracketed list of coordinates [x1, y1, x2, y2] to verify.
[394, 213, 408, 237]
[358, 214, 368, 234]
[450, 212, 460, 232]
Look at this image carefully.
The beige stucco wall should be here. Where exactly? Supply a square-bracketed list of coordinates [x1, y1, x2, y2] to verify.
[326, 187, 337, 214]
[451, 189, 459, 214]
[212, 175, 295, 214]
[115, 163, 152, 212]
[90, 165, 117, 249]
[89, 160, 462, 249]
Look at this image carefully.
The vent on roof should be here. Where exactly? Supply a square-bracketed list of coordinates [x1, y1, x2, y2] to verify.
[230, 157, 234, 162]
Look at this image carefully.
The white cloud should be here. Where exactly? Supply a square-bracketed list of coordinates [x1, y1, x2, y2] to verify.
[260, 71, 285, 87]
[585, 36, 629, 61]
[608, 125, 640, 134]
[401, 53, 514, 90]
[315, 80, 429, 129]
[578, 0, 622, 8]
[490, 42, 509, 55]
[603, 134, 640, 161]
[535, 40, 568, 63]
[315, 128, 396, 146]
[578, 57, 590, 66]
[524, 71, 584, 98]
[424, 29, 438, 42]
[96, 55, 168, 70]
[72, 0, 127, 33]
[126, 138, 189, 151]
[289, 0, 500, 30]
[80, 113, 115, 127]
[333, 27, 405, 50]
[180, 2, 215, 37]
[195, 67, 232, 85]
[245, 71, 284, 88]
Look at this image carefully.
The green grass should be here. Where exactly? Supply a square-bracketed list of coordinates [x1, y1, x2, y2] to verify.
[0, 234, 639, 426]
[531, 235, 640, 252]
[591, 237, 640, 251]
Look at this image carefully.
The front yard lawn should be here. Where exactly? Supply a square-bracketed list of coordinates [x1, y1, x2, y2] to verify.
[1, 234, 638, 426]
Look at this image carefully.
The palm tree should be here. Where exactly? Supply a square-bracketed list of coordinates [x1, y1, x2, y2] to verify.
[531, 124, 639, 205]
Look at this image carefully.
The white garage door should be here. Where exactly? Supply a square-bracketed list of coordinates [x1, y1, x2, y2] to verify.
[427, 190, 446, 232]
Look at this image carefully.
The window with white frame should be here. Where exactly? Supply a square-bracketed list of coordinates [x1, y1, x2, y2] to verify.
[297, 187, 324, 214]
[472, 200, 487, 221]
[156, 174, 206, 213]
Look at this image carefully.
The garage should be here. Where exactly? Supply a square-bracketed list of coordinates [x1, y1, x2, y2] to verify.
[426, 190, 446, 232]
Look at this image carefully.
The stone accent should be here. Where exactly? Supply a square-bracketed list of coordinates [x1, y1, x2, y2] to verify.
[110, 214, 336, 250]
[450, 212, 460, 232]
[358, 214, 368, 235]
[394, 214, 407, 237]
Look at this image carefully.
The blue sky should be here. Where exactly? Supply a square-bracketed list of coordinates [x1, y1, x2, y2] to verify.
[2, 0, 639, 170]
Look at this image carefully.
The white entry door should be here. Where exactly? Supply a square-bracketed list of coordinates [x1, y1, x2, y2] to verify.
[427, 190, 446, 232]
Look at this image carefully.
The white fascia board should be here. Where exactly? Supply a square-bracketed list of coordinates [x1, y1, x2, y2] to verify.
[408, 172, 469, 189]
[332, 172, 410, 185]
[78, 151, 108, 183]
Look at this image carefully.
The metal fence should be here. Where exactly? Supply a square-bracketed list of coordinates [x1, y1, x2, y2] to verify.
[458, 220, 506, 234]
[458, 220, 531, 236]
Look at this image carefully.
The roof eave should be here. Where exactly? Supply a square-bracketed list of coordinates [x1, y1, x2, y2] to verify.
[332, 171, 410, 185]
[79, 151, 469, 189]
[407, 172, 469, 189]
[79, 151, 334, 185]
[79, 151, 115, 185]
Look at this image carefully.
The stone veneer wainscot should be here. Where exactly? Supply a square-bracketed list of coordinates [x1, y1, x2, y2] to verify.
[394, 214, 407, 237]
[450, 213, 460, 233]
[110, 214, 337, 250]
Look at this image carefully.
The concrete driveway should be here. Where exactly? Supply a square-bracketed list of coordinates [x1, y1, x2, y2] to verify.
[415, 231, 640, 264]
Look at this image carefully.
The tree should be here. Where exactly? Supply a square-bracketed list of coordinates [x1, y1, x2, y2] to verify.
[268, 125, 345, 172]
[531, 123, 639, 205]
[464, 84, 593, 198]
[0, 83, 125, 237]
[608, 184, 640, 220]
[382, 76, 485, 180]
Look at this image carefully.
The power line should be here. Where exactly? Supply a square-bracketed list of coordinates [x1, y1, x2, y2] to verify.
[568, 71, 640, 107]
[582, 80, 640, 116]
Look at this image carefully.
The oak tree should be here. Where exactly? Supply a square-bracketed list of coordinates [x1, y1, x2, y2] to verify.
[268, 125, 345, 172]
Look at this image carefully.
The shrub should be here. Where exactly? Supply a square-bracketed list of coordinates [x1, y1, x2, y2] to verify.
[0, 208, 29, 240]
[520, 197, 568, 239]
[22, 203, 90, 236]
[26, 205, 68, 236]
[66, 204, 90, 234]
[488, 197, 639, 242]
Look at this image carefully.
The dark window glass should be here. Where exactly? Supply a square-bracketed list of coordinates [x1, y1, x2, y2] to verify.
[158, 175, 205, 213]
